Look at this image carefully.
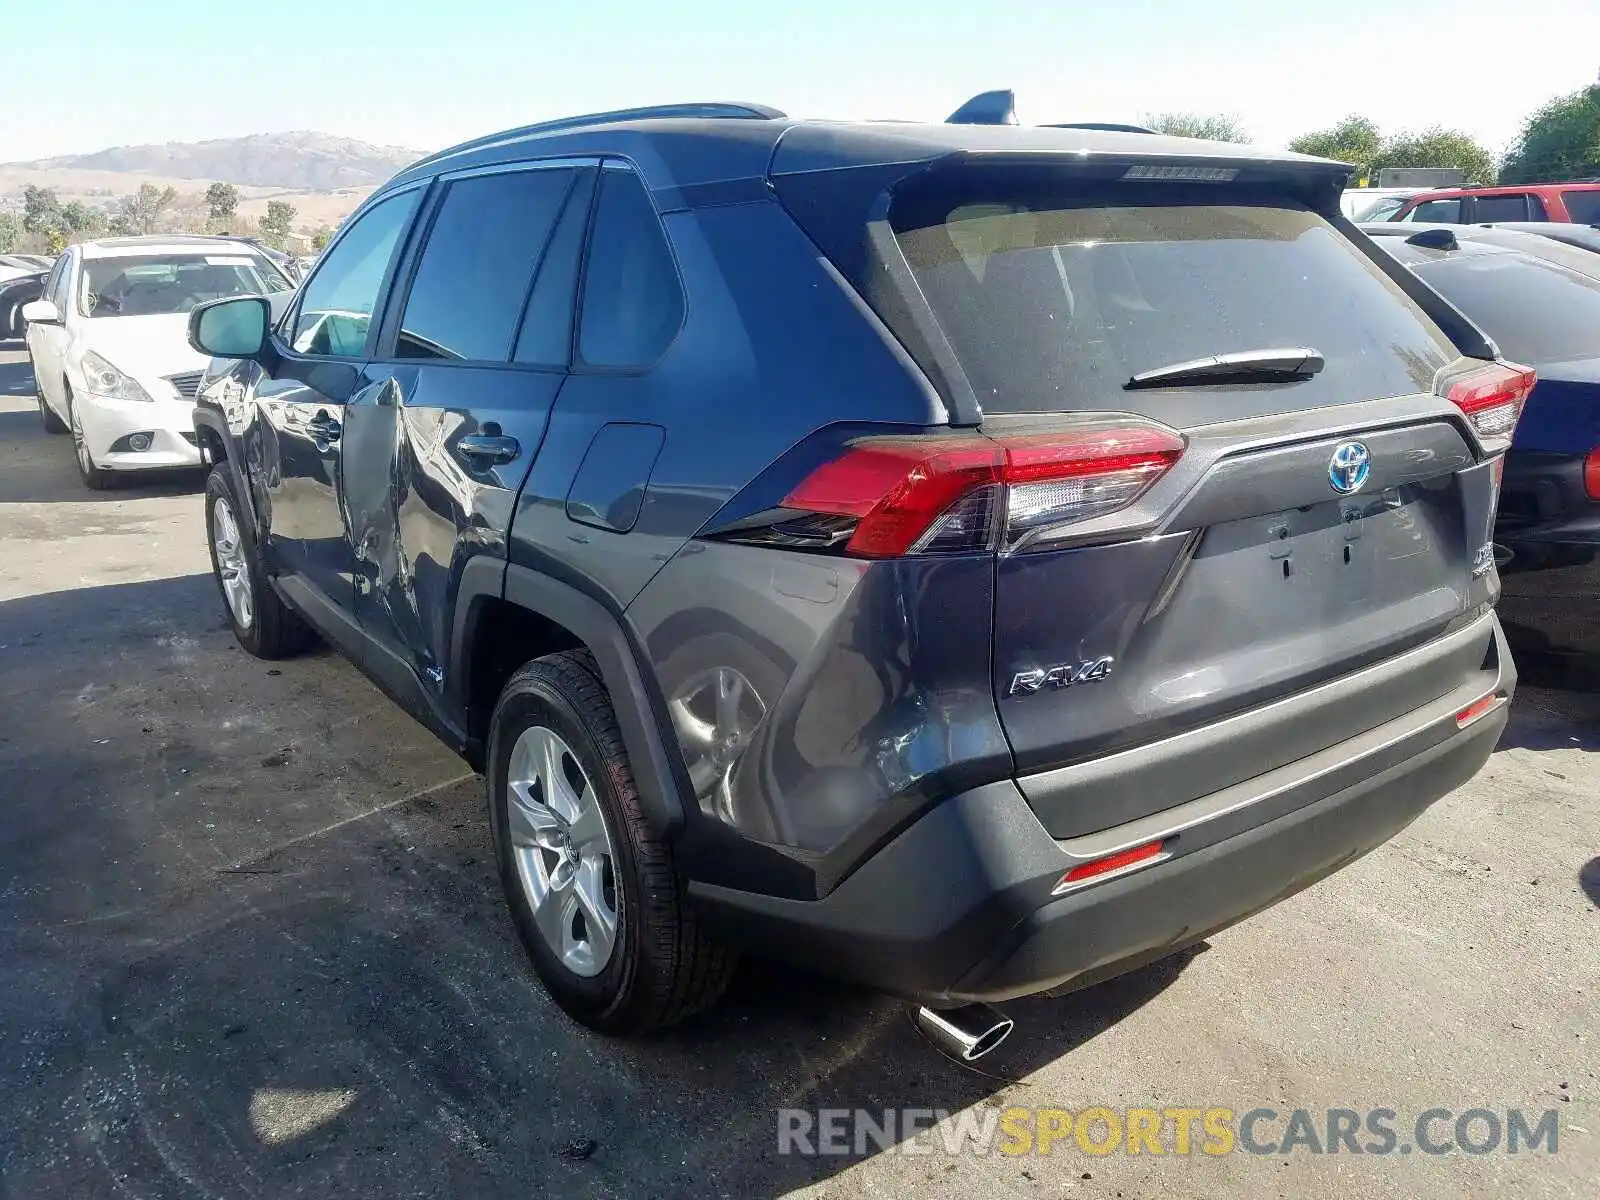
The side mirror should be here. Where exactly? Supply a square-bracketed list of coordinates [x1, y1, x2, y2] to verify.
[189, 294, 270, 360]
[20, 299, 60, 325]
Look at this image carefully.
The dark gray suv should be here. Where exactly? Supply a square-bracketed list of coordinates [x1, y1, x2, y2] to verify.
[189, 99, 1521, 1051]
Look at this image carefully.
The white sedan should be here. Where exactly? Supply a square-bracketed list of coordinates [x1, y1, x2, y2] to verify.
[23, 236, 289, 489]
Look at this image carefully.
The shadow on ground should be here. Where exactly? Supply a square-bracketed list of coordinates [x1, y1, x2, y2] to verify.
[0, 343, 34, 396]
[1497, 680, 1599, 753]
[1580, 857, 1600, 908]
[0, 395, 206, 503]
[0, 574, 1195, 1199]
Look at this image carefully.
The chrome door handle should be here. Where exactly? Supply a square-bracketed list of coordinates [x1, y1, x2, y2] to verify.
[455, 434, 520, 466]
[307, 411, 342, 442]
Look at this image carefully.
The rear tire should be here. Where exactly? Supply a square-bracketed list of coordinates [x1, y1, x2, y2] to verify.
[204, 465, 315, 659]
[38, 390, 67, 434]
[488, 650, 736, 1033]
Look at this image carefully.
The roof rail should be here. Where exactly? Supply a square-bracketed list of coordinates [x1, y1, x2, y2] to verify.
[947, 90, 1018, 126]
[408, 101, 786, 173]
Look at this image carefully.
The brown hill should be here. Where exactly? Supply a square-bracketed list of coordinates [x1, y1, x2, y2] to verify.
[9, 132, 427, 190]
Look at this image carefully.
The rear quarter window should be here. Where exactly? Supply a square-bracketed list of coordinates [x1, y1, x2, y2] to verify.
[891, 181, 1454, 426]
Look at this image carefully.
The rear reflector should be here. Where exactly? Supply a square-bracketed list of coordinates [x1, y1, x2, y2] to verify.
[1053, 838, 1169, 894]
[1445, 361, 1535, 445]
[1454, 693, 1506, 729]
[783, 426, 1185, 558]
[1585, 448, 1600, 501]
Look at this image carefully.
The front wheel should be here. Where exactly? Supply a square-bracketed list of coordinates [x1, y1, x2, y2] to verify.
[67, 388, 110, 490]
[488, 650, 736, 1033]
[204, 465, 314, 658]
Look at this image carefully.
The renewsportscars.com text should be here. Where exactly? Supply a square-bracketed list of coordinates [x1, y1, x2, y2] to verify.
[776, 1106, 1561, 1158]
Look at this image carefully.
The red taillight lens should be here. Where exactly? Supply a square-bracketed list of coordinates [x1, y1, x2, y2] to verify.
[783, 426, 1185, 558]
[1584, 448, 1600, 501]
[1445, 361, 1536, 444]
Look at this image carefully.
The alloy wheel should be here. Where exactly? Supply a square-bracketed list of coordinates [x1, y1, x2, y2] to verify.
[506, 725, 619, 977]
[211, 495, 255, 630]
[70, 405, 92, 474]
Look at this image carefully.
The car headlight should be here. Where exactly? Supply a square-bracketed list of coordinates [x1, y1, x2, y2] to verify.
[80, 350, 154, 402]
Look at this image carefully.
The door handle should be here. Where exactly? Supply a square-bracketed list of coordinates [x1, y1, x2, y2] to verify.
[455, 434, 520, 466]
[307, 410, 342, 442]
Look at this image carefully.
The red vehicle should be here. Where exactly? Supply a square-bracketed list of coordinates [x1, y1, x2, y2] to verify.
[1390, 182, 1600, 224]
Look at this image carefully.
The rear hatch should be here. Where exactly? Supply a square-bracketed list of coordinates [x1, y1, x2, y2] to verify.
[781, 157, 1510, 837]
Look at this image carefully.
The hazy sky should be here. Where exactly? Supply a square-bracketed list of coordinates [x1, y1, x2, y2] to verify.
[4, 0, 1597, 161]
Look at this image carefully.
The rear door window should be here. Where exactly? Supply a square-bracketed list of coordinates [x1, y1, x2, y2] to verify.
[395, 167, 578, 362]
[1413, 251, 1600, 365]
[891, 180, 1454, 425]
[1471, 194, 1531, 222]
[1562, 190, 1600, 224]
[1407, 198, 1462, 222]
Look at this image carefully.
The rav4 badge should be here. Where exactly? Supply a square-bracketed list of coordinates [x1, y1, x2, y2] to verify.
[1008, 656, 1115, 696]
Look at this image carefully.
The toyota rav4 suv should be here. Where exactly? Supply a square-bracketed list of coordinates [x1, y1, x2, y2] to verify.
[189, 99, 1522, 1049]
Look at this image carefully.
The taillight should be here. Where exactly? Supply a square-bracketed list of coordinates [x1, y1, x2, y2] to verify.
[782, 425, 1185, 558]
[1585, 448, 1600, 501]
[1444, 361, 1535, 446]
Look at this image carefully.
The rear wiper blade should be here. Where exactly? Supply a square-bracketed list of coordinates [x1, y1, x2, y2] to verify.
[1125, 347, 1325, 390]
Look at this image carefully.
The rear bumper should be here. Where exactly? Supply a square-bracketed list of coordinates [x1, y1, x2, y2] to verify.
[689, 616, 1514, 1004]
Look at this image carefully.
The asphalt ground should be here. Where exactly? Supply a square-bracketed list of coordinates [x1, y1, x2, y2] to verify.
[1, 345, 1595, 1199]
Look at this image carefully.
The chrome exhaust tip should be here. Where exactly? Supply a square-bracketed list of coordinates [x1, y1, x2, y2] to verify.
[914, 1003, 1015, 1061]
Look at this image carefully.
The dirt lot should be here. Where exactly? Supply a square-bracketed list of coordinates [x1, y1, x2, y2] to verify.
[1, 347, 1595, 1199]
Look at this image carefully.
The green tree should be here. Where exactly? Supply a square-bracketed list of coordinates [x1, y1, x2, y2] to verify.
[1289, 115, 1382, 179]
[119, 184, 179, 235]
[258, 199, 297, 248]
[205, 181, 240, 221]
[1370, 128, 1497, 186]
[309, 225, 335, 252]
[59, 200, 107, 237]
[21, 185, 62, 235]
[1499, 85, 1600, 184]
[0, 212, 19, 252]
[1142, 112, 1250, 142]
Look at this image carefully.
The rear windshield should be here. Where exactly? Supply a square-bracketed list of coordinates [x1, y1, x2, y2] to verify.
[1413, 251, 1600, 366]
[1562, 189, 1600, 224]
[891, 180, 1454, 424]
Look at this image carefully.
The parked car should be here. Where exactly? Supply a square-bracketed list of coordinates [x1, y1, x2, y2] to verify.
[0, 253, 50, 284]
[1475, 221, 1600, 257]
[22, 235, 290, 489]
[0, 268, 47, 341]
[1340, 187, 1426, 222]
[1365, 223, 1599, 672]
[1368, 222, 1600, 276]
[189, 98, 1520, 1051]
[1389, 182, 1600, 224]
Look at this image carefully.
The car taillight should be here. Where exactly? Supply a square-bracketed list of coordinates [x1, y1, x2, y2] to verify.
[1444, 361, 1535, 446]
[1585, 448, 1600, 501]
[782, 425, 1185, 558]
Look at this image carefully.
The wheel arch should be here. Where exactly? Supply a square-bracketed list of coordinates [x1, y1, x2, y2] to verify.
[192, 406, 256, 537]
[453, 560, 688, 836]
